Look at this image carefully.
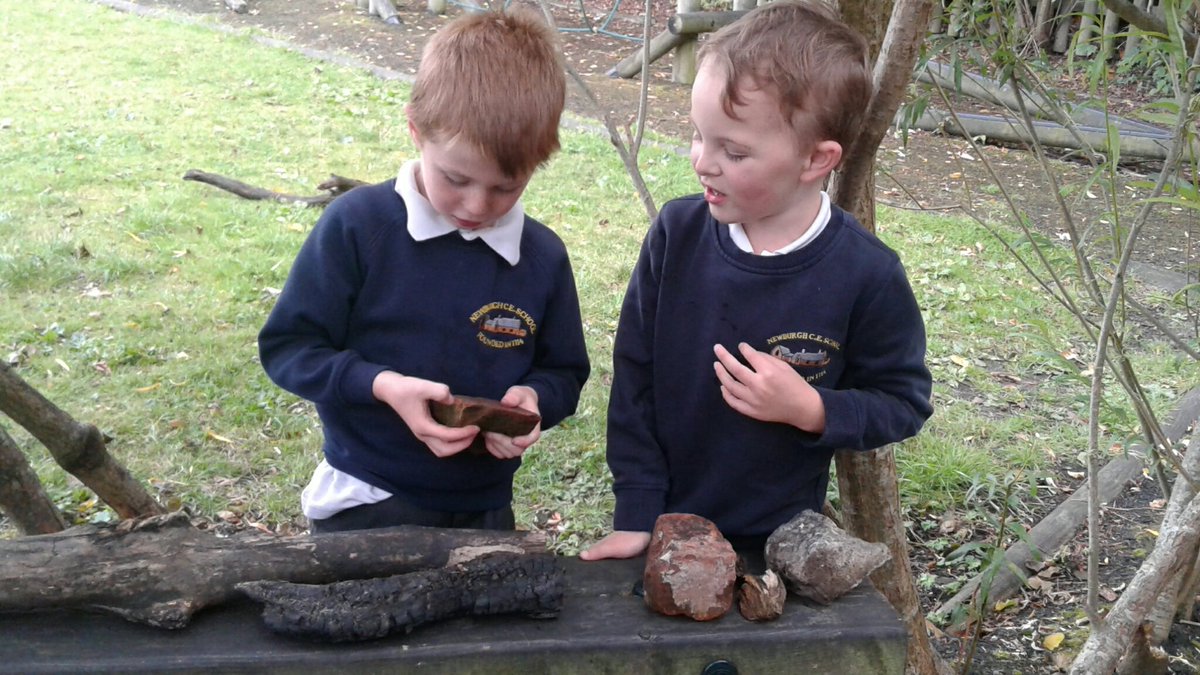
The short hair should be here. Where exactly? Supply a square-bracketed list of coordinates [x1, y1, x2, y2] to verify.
[698, 0, 871, 156]
[407, 9, 566, 177]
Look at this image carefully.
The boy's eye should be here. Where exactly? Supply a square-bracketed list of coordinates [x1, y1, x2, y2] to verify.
[445, 175, 468, 186]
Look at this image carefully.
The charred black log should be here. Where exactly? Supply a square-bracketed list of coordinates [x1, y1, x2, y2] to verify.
[237, 553, 564, 642]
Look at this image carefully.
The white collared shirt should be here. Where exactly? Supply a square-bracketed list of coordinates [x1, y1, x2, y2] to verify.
[395, 159, 525, 266]
[300, 160, 528, 521]
[728, 191, 831, 256]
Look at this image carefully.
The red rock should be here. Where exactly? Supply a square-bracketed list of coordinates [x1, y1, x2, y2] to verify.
[642, 513, 737, 621]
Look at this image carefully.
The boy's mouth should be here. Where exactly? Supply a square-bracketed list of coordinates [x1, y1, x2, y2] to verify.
[455, 217, 487, 230]
[704, 186, 727, 206]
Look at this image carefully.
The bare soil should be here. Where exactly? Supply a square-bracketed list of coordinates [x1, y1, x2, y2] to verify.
[98, 0, 1200, 672]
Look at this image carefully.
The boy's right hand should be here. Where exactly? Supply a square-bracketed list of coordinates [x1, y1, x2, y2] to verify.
[579, 530, 652, 561]
[371, 371, 480, 457]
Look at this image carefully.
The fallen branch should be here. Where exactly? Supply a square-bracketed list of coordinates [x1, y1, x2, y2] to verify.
[0, 511, 549, 629]
[238, 552, 564, 642]
[183, 170, 367, 207]
[0, 362, 163, 521]
[0, 424, 66, 535]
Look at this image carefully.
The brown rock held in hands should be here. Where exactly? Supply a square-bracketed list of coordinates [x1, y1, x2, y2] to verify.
[429, 395, 541, 455]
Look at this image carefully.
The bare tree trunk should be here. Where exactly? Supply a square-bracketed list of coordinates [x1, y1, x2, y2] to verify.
[0, 363, 163, 519]
[1146, 421, 1200, 642]
[1070, 493, 1200, 673]
[836, 448, 945, 675]
[0, 424, 66, 534]
[0, 511, 550, 628]
[831, 1, 942, 673]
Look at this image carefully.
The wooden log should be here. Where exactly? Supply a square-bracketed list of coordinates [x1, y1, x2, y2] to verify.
[609, 30, 687, 79]
[238, 552, 564, 642]
[0, 362, 164, 520]
[0, 424, 66, 535]
[906, 108, 1200, 161]
[667, 10, 747, 35]
[0, 511, 550, 629]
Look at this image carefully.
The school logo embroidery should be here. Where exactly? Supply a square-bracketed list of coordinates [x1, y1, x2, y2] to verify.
[470, 302, 538, 349]
[765, 331, 840, 383]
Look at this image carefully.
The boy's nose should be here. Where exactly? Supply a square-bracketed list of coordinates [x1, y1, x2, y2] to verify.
[691, 144, 716, 177]
[465, 191, 492, 218]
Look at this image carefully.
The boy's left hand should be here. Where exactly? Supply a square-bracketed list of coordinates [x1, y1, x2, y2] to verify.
[482, 385, 542, 459]
[713, 342, 825, 433]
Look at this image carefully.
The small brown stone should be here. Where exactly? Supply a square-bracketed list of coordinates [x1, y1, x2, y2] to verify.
[642, 513, 737, 621]
[429, 396, 540, 455]
[737, 569, 786, 622]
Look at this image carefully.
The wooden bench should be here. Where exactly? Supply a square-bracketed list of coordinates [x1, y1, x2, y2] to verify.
[0, 556, 906, 674]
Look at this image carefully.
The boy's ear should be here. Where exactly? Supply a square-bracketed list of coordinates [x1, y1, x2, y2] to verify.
[406, 114, 422, 147]
[803, 140, 843, 182]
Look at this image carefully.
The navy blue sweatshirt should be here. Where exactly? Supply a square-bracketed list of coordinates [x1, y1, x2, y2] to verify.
[607, 195, 933, 539]
[259, 180, 590, 512]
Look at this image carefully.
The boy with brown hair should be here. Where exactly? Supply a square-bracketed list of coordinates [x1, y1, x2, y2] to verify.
[259, 9, 590, 534]
[582, 0, 932, 560]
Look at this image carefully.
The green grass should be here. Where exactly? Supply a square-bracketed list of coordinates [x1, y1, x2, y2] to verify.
[3, 0, 1197, 549]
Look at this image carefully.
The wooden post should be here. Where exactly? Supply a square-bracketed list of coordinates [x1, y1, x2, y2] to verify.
[1053, 0, 1079, 53]
[1101, 7, 1120, 60]
[673, 0, 701, 85]
[1077, 0, 1099, 54]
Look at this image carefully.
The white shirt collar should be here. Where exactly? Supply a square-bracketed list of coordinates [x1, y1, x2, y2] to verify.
[729, 191, 831, 256]
[394, 160, 525, 266]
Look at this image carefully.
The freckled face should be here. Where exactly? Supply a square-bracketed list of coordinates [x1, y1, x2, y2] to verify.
[411, 129, 531, 231]
[689, 62, 815, 232]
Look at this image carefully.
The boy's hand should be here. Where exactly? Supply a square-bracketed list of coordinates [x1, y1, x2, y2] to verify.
[482, 385, 541, 459]
[579, 530, 652, 561]
[713, 342, 826, 433]
[371, 371, 479, 457]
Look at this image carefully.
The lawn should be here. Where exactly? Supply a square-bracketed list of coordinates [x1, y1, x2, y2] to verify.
[2, 0, 1197, 562]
